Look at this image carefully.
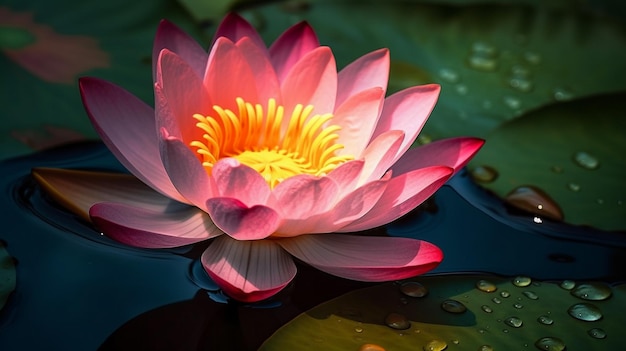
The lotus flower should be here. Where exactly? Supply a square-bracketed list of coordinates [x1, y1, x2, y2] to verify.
[33, 14, 484, 302]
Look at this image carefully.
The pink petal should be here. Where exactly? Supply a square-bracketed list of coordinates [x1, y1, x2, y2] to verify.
[336, 48, 390, 107]
[357, 130, 404, 186]
[278, 234, 443, 281]
[201, 236, 296, 302]
[326, 160, 364, 197]
[328, 174, 390, 230]
[235, 37, 282, 105]
[79, 78, 186, 203]
[340, 166, 452, 232]
[332, 87, 385, 157]
[280, 46, 337, 118]
[159, 130, 217, 212]
[152, 20, 208, 79]
[204, 37, 258, 112]
[269, 21, 320, 83]
[206, 197, 280, 240]
[271, 175, 338, 219]
[90, 202, 221, 249]
[212, 13, 266, 51]
[371, 84, 441, 163]
[212, 158, 271, 205]
[392, 137, 486, 175]
[155, 49, 211, 143]
[32, 168, 176, 222]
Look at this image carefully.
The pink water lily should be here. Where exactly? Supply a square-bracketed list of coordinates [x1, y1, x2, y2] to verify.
[33, 14, 483, 302]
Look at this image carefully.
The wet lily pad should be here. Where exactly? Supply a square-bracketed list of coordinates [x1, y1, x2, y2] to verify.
[243, 1, 626, 140]
[468, 93, 626, 232]
[0, 241, 16, 311]
[260, 274, 625, 350]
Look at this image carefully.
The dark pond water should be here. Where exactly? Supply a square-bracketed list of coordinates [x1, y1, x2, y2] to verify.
[0, 141, 624, 350]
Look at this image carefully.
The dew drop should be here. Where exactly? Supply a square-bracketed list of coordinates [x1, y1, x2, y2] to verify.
[505, 187, 564, 221]
[476, 279, 498, 292]
[514, 303, 524, 309]
[400, 282, 428, 298]
[509, 77, 534, 92]
[588, 328, 607, 339]
[438, 68, 460, 83]
[571, 282, 612, 301]
[441, 299, 467, 314]
[567, 182, 581, 192]
[524, 51, 542, 65]
[500, 290, 510, 298]
[568, 303, 603, 321]
[513, 275, 532, 287]
[423, 339, 447, 351]
[560, 280, 576, 290]
[553, 88, 574, 101]
[503, 96, 522, 110]
[470, 165, 498, 183]
[472, 42, 498, 56]
[504, 316, 523, 328]
[455, 84, 468, 95]
[355, 327, 364, 333]
[385, 313, 411, 330]
[535, 337, 565, 351]
[492, 297, 502, 304]
[523, 291, 539, 300]
[573, 151, 600, 170]
[537, 315, 554, 325]
[478, 345, 494, 351]
[359, 343, 387, 351]
[467, 56, 498, 71]
[481, 305, 493, 313]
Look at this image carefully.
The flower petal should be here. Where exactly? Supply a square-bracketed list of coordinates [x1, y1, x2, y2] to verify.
[336, 48, 390, 107]
[90, 202, 221, 249]
[280, 46, 337, 118]
[235, 37, 282, 105]
[201, 236, 296, 302]
[204, 37, 258, 111]
[340, 166, 453, 232]
[152, 20, 208, 79]
[326, 160, 364, 197]
[333, 87, 385, 157]
[212, 158, 271, 205]
[271, 175, 338, 219]
[155, 49, 210, 143]
[278, 234, 443, 281]
[212, 13, 266, 51]
[79, 77, 185, 202]
[269, 21, 319, 83]
[392, 137, 486, 175]
[159, 129, 217, 212]
[32, 168, 177, 222]
[206, 198, 280, 240]
[357, 130, 404, 186]
[371, 84, 441, 163]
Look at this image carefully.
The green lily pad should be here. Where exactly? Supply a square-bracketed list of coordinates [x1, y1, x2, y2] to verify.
[243, 1, 626, 141]
[260, 274, 625, 350]
[468, 93, 626, 232]
[0, 0, 202, 159]
[0, 241, 16, 311]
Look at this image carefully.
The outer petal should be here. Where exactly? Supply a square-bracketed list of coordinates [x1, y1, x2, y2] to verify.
[32, 168, 178, 222]
[156, 49, 210, 143]
[371, 84, 441, 163]
[269, 21, 320, 83]
[152, 20, 208, 79]
[391, 137, 486, 176]
[206, 198, 281, 240]
[357, 130, 404, 186]
[159, 129, 217, 212]
[336, 48, 390, 107]
[340, 166, 452, 232]
[90, 202, 222, 249]
[204, 37, 258, 112]
[333, 87, 385, 157]
[212, 13, 266, 51]
[271, 175, 339, 219]
[278, 235, 443, 281]
[201, 236, 297, 302]
[79, 77, 186, 203]
[280, 46, 337, 118]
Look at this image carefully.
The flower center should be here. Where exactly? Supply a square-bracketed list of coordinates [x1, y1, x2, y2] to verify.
[190, 98, 353, 188]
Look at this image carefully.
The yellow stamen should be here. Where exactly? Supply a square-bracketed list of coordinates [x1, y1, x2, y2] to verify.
[190, 98, 353, 188]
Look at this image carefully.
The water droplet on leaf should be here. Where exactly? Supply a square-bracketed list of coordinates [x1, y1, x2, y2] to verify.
[567, 182, 581, 192]
[481, 305, 493, 313]
[571, 283, 612, 301]
[385, 313, 411, 330]
[423, 339, 447, 351]
[514, 303, 524, 309]
[505, 187, 564, 221]
[441, 300, 467, 314]
[568, 303, 603, 321]
[476, 279, 497, 292]
[523, 291, 539, 300]
[537, 315, 554, 325]
[479, 345, 494, 351]
[587, 328, 607, 339]
[560, 280, 576, 290]
[573, 151, 600, 170]
[438, 68, 460, 83]
[504, 316, 523, 328]
[500, 290, 510, 298]
[535, 337, 565, 351]
[553, 88, 574, 101]
[503, 96, 522, 110]
[400, 282, 428, 298]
